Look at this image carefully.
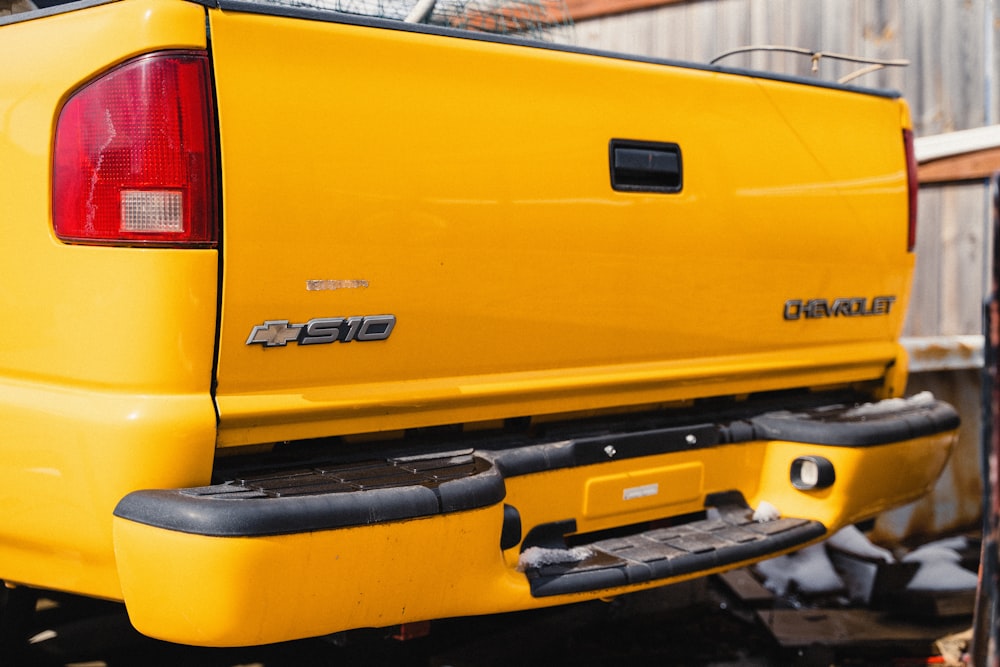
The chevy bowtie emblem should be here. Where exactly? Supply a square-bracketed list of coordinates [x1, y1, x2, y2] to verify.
[247, 315, 396, 348]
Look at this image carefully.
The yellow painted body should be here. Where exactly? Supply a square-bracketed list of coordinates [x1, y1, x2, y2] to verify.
[0, 0, 951, 648]
[0, 0, 217, 600]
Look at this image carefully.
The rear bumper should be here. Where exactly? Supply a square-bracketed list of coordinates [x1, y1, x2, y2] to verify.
[113, 396, 958, 646]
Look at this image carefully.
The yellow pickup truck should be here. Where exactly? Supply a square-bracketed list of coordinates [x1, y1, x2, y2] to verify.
[0, 0, 958, 651]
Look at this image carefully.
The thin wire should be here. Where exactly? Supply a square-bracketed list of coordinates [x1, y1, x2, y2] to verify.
[710, 45, 909, 69]
[838, 64, 886, 85]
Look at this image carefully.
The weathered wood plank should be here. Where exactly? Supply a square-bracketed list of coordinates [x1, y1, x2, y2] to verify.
[920, 147, 1000, 183]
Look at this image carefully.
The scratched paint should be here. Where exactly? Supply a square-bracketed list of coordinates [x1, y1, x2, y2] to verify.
[306, 279, 369, 291]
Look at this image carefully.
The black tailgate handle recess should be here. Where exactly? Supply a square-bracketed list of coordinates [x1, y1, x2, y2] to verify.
[610, 139, 682, 193]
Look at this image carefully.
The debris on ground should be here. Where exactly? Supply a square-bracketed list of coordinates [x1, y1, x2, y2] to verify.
[718, 526, 982, 666]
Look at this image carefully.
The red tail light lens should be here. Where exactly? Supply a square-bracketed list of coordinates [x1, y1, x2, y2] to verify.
[53, 51, 217, 247]
[904, 128, 918, 252]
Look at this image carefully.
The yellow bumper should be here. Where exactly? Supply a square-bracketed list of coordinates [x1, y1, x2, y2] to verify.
[113, 398, 957, 647]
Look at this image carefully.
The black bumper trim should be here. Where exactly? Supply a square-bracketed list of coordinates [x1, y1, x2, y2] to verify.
[113, 398, 958, 538]
[114, 452, 505, 537]
[748, 396, 960, 447]
[485, 398, 959, 478]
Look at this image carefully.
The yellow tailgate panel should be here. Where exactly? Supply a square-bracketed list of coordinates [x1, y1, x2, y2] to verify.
[209, 9, 913, 445]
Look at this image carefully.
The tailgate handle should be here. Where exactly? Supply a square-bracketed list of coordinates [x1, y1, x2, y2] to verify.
[610, 140, 682, 193]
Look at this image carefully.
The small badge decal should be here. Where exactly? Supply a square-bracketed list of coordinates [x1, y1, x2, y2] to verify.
[247, 315, 395, 348]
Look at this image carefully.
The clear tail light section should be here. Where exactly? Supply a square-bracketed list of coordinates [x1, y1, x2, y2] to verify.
[53, 51, 218, 247]
[904, 128, 918, 252]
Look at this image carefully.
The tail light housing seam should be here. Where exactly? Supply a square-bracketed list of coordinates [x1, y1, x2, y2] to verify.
[904, 128, 918, 253]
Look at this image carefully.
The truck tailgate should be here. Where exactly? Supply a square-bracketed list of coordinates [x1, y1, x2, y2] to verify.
[208, 6, 914, 446]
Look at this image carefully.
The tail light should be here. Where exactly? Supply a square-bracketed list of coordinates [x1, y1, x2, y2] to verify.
[904, 128, 918, 252]
[53, 51, 218, 247]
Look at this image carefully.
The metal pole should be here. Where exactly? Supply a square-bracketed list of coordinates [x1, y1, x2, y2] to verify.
[972, 172, 1000, 667]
